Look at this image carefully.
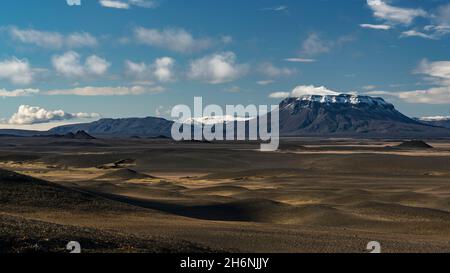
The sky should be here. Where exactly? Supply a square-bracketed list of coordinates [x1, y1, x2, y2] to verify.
[0, 0, 450, 130]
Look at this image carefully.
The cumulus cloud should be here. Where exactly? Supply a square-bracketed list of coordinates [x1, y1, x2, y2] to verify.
[269, 85, 341, 99]
[8, 27, 98, 49]
[0, 58, 33, 85]
[45, 85, 165, 96]
[258, 62, 297, 78]
[154, 57, 175, 82]
[359, 24, 392, 30]
[125, 57, 175, 82]
[0, 88, 39, 97]
[134, 27, 222, 53]
[52, 51, 110, 78]
[99, 0, 157, 9]
[367, 0, 427, 25]
[4, 105, 99, 125]
[188, 52, 248, 84]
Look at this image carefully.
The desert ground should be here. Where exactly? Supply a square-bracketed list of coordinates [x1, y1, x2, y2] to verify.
[0, 136, 450, 253]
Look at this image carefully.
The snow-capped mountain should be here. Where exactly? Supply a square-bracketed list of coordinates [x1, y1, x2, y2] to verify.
[278, 94, 450, 137]
[415, 116, 450, 129]
[182, 115, 254, 125]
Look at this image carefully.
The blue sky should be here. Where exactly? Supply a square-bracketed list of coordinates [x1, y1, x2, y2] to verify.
[0, 0, 449, 129]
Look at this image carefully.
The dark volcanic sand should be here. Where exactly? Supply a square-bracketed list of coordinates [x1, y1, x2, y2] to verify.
[0, 137, 450, 253]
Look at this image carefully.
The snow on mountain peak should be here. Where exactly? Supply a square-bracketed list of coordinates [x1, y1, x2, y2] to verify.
[182, 115, 254, 125]
[419, 116, 450, 121]
[288, 94, 390, 106]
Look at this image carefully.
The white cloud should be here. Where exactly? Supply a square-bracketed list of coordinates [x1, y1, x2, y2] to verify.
[0, 88, 39, 97]
[369, 87, 450, 104]
[134, 27, 214, 53]
[66, 32, 98, 47]
[45, 85, 165, 96]
[125, 60, 147, 76]
[9, 27, 63, 49]
[362, 85, 377, 91]
[434, 4, 450, 26]
[0, 58, 33, 85]
[285, 58, 316, 63]
[52, 51, 110, 78]
[367, 0, 427, 25]
[188, 52, 248, 84]
[125, 57, 175, 82]
[258, 62, 297, 78]
[85, 55, 110, 75]
[4, 105, 99, 125]
[269, 92, 290, 99]
[99, 0, 129, 9]
[52, 51, 84, 77]
[128, 0, 158, 8]
[262, 6, 288, 12]
[291, 85, 340, 97]
[301, 33, 330, 56]
[424, 25, 450, 37]
[154, 57, 175, 82]
[416, 59, 450, 85]
[359, 24, 392, 30]
[269, 85, 341, 99]
[9, 27, 98, 49]
[257, 80, 275, 86]
[367, 59, 450, 104]
[99, 0, 157, 9]
[67, 0, 81, 6]
[400, 30, 436, 40]
[300, 33, 354, 56]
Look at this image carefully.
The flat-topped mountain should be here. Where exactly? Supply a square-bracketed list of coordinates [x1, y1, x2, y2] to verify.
[278, 95, 450, 137]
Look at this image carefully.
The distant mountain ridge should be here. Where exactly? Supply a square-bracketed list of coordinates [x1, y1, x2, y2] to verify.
[49, 117, 174, 137]
[1, 95, 450, 139]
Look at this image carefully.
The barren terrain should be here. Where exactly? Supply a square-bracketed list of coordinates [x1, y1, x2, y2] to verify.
[1, 137, 449, 253]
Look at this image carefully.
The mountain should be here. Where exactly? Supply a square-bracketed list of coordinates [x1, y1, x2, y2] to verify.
[0, 129, 46, 137]
[53, 130, 96, 140]
[278, 95, 450, 137]
[49, 117, 174, 138]
[183, 115, 253, 125]
[414, 117, 450, 129]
